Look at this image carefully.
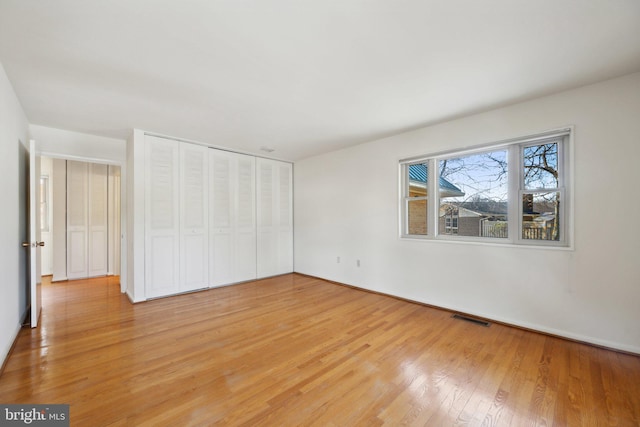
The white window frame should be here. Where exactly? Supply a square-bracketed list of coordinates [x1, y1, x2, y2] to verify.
[401, 161, 430, 236]
[399, 128, 573, 248]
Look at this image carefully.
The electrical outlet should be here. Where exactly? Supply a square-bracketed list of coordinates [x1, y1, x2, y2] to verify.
[357, 259, 360, 267]
[337, 256, 340, 263]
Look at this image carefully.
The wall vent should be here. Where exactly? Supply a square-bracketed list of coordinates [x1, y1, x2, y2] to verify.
[452, 314, 491, 327]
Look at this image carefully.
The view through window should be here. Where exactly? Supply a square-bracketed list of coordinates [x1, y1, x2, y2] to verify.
[401, 131, 570, 246]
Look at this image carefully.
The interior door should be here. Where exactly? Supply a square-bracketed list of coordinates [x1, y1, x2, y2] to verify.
[256, 158, 293, 278]
[234, 153, 256, 282]
[209, 149, 256, 287]
[27, 139, 42, 328]
[210, 150, 234, 287]
[180, 143, 209, 292]
[66, 160, 88, 279]
[88, 163, 108, 277]
[145, 135, 180, 298]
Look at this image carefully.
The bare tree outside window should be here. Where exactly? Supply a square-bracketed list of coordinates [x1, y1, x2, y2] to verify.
[522, 142, 560, 241]
[400, 131, 569, 246]
[523, 143, 558, 189]
[438, 150, 508, 238]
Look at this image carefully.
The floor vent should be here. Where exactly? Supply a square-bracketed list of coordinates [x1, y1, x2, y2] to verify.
[452, 314, 491, 327]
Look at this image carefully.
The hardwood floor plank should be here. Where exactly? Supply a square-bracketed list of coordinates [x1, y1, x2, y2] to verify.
[1, 274, 639, 426]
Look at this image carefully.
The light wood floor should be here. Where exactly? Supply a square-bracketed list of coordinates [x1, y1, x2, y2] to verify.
[1, 274, 639, 426]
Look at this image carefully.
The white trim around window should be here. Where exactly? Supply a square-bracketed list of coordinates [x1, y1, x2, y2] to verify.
[399, 128, 574, 249]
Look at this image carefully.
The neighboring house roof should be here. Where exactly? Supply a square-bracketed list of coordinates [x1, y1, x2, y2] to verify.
[440, 204, 485, 218]
[408, 164, 465, 198]
[439, 203, 500, 218]
[457, 200, 508, 215]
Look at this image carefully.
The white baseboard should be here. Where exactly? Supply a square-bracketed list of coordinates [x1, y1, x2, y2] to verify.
[297, 271, 640, 355]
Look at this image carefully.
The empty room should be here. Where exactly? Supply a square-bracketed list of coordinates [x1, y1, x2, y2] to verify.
[1, 1, 639, 425]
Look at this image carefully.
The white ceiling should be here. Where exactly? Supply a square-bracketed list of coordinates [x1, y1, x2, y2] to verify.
[1, 1, 639, 160]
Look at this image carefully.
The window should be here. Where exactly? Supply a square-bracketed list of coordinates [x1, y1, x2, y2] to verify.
[439, 149, 508, 238]
[400, 129, 571, 247]
[404, 163, 428, 235]
[521, 141, 562, 242]
[444, 213, 458, 235]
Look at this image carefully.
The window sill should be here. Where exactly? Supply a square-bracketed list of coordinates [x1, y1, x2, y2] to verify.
[400, 234, 574, 251]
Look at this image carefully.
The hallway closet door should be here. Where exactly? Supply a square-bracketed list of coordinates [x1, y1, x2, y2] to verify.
[88, 163, 108, 277]
[209, 149, 256, 287]
[67, 161, 108, 280]
[66, 160, 88, 279]
[256, 158, 293, 278]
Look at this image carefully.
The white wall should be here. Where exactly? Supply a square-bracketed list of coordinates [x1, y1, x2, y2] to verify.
[126, 129, 145, 302]
[0, 62, 30, 367]
[30, 125, 126, 165]
[294, 72, 640, 353]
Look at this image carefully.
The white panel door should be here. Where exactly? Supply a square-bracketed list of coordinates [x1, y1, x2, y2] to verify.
[88, 163, 108, 277]
[67, 160, 88, 280]
[27, 139, 42, 327]
[257, 158, 293, 278]
[180, 143, 209, 292]
[209, 149, 256, 287]
[145, 136, 180, 298]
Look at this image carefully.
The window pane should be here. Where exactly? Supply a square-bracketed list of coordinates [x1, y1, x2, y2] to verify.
[407, 199, 427, 235]
[523, 142, 558, 190]
[408, 163, 428, 197]
[522, 192, 560, 241]
[438, 150, 508, 238]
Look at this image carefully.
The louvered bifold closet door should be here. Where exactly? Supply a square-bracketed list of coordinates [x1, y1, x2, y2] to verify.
[67, 160, 89, 280]
[256, 158, 293, 278]
[234, 153, 257, 282]
[276, 162, 293, 274]
[180, 143, 209, 292]
[88, 163, 108, 277]
[209, 149, 256, 287]
[209, 150, 233, 286]
[145, 136, 180, 298]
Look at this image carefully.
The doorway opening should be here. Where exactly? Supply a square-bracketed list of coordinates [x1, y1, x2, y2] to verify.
[40, 157, 121, 282]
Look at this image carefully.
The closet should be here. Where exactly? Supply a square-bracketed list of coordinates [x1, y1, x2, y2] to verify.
[66, 161, 108, 280]
[210, 150, 256, 287]
[180, 143, 210, 291]
[256, 158, 293, 278]
[144, 136, 209, 298]
[144, 137, 179, 297]
[144, 135, 293, 298]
